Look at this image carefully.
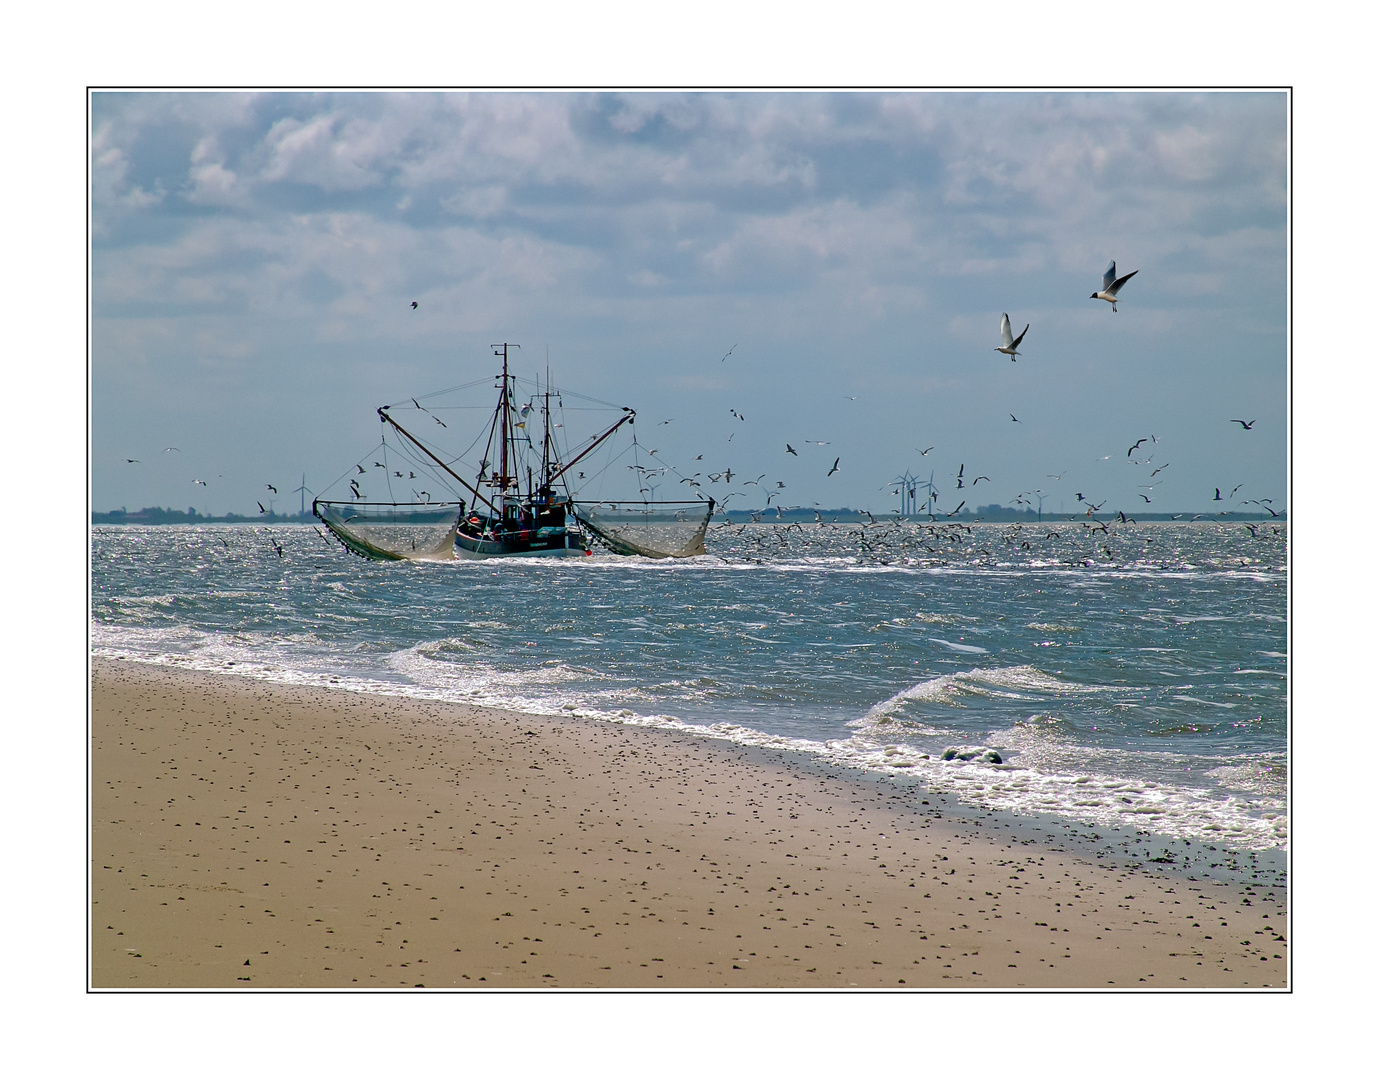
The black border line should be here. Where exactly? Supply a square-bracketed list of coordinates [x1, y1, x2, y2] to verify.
[87, 86, 1293, 996]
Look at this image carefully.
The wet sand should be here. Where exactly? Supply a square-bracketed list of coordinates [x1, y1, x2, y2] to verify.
[91, 658, 1287, 989]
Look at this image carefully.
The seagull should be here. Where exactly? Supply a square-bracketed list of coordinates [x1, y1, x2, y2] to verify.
[786, 444, 798, 456]
[411, 301, 418, 310]
[258, 501, 268, 514]
[918, 446, 934, 456]
[194, 479, 207, 486]
[163, 447, 180, 453]
[1127, 438, 1147, 457]
[356, 465, 366, 474]
[126, 458, 140, 464]
[1138, 494, 1152, 503]
[1010, 413, 1020, 423]
[1230, 419, 1257, 430]
[266, 484, 277, 493]
[828, 458, 840, 477]
[720, 344, 737, 363]
[1091, 260, 1139, 312]
[995, 313, 1029, 359]
[1214, 488, 1223, 501]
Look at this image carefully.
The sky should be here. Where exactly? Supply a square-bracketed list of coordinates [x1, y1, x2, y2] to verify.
[90, 90, 1287, 518]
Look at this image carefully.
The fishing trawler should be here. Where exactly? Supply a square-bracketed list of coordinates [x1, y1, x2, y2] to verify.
[314, 343, 713, 561]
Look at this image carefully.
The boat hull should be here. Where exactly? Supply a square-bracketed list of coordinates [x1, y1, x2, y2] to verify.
[453, 531, 587, 560]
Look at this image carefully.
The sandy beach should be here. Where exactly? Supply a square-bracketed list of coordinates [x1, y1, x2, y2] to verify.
[91, 658, 1287, 989]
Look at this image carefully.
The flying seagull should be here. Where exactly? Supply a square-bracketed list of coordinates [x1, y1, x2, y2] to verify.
[786, 444, 798, 456]
[1010, 413, 1020, 423]
[258, 501, 268, 514]
[1230, 419, 1257, 430]
[1127, 438, 1148, 457]
[1091, 260, 1139, 312]
[266, 484, 277, 493]
[918, 446, 934, 456]
[720, 344, 737, 363]
[411, 301, 418, 309]
[995, 313, 1029, 359]
[828, 458, 840, 476]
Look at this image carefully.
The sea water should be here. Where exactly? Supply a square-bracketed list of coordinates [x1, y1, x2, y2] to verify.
[91, 520, 1288, 850]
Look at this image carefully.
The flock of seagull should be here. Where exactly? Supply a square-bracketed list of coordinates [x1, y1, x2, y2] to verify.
[706, 515, 1284, 571]
[636, 259, 1275, 532]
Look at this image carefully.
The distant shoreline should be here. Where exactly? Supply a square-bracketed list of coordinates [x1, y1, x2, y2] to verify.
[92, 506, 1287, 525]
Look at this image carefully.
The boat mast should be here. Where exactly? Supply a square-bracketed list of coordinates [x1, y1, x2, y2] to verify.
[496, 343, 512, 508]
[542, 371, 551, 489]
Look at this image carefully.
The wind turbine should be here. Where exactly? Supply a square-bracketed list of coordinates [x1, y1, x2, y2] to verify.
[891, 470, 920, 516]
[915, 470, 936, 513]
[292, 473, 312, 517]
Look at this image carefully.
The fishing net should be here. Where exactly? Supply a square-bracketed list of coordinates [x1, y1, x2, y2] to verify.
[314, 501, 461, 561]
[573, 500, 714, 558]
